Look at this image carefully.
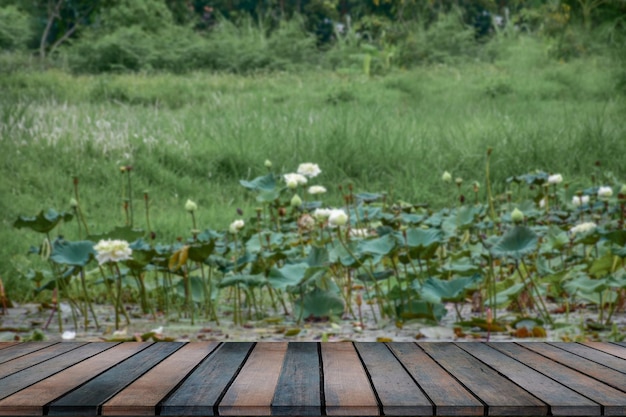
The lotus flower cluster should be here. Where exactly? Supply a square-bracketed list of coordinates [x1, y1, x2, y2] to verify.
[94, 239, 132, 265]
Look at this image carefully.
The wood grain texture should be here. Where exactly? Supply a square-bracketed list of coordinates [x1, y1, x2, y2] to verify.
[547, 342, 626, 374]
[101, 342, 219, 416]
[355, 342, 432, 416]
[583, 342, 626, 361]
[160, 342, 253, 416]
[0, 343, 17, 351]
[0, 342, 55, 365]
[48, 342, 181, 416]
[321, 342, 379, 416]
[0, 343, 122, 401]
[0, 342, 86, 379]
[219, 342, 288, 416]
[271, 342, 321, 416]
[457, 343, 599, 416]
[0, 343, 140, 416]
[492, 342, 626, 415]
[388, 342, 483, 416]
[420, 343, 547, 416]
[522, 342, 626, 392]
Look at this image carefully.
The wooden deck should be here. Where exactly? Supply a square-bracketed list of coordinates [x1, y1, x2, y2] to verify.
[0, 342, 625, 416]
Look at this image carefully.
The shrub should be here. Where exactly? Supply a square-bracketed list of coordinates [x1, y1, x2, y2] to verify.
[0, 6, 34, 51]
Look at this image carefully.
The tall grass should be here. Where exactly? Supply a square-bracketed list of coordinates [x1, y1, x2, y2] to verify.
[1, 37, 625, 299]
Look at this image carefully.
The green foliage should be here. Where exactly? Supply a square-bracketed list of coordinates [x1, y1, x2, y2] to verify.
[0, 6, 35, 50]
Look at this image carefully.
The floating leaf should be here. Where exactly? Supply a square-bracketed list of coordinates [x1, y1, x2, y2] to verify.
[296, 288, 344, 319]
[240, 174, 276, 192]
[14, 209, 73, 234]
[491, 226, 538, 259]
[50, 240, 95, 267]
[268, 263, 308, 290]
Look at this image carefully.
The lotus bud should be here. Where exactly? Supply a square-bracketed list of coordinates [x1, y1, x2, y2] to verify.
[455, 177, 463, 186]
[264, 159, 272, 168]
[185, 199, 198, 213]
[598, 186, 613, 200]
[511, 208, 524, 223]
[69, 198, 78, 209]
[442, 171, 452, 183]
[290, 194, 302, 207]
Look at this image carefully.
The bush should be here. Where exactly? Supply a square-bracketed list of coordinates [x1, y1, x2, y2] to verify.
[0, 6, 34, 51]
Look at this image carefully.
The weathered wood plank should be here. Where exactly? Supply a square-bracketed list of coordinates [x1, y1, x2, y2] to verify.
[48, 342, 181, 416]
[354, 342, 432, 416]
[388, 342, 483, 416]
[0, 342, 56, 365]
[523, 342, 626, 392]
[219, 342, 288, 416]
[547, 342, 626, 374]
[321, 342, 379, 416]
[0, 342, 86, 379]
[491, 343, 626, 415]
[583, 342, 626, 361]
[0, 343, 149, 416]
[160, 342, 253, 416]
[0, 343, 17, 351]
[271, 342, 321, 416]
[0, 343, 121, 401]
[420, 343, 547, 416]
[101, 342, 219, 416]
[457, 343, 600, 416]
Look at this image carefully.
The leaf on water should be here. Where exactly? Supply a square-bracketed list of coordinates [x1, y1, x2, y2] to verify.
[491, 226, 538, 259]
[50, 240, 95, 267]
[13, 209, 73, 234]
[240, 173, 276, 191]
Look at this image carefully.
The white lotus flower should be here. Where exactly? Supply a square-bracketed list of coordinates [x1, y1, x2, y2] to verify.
[539, 198, 546, 208]
[313, 208, 333, 220]
[328, 209, 348, 227]
[598, 186, 613, 200]
[548, 174, 563, 185]
[61, 330, 76, 340]
[229, 219, 245, 234]
[297, 163, 321, 178]
[572, 195, 590, 207]
[308, 185, 327, 194]
[284, 173, 307, 188]
[94, 239, 132, 265]
[569, 222, 597, 236]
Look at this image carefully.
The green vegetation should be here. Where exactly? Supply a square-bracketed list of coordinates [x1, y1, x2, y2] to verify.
[1, 0, 626, 339]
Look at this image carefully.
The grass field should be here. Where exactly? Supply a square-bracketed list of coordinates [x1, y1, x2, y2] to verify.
[1, 36, 625, 299]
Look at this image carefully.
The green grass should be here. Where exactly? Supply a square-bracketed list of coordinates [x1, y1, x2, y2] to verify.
[1, 37, 625, 299]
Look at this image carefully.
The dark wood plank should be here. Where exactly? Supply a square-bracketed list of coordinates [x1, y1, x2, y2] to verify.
[0, 343, 17, 351]
[48, 342, 182, 416]
[321, 342, 379, 416]
[582, 342, 626, 361]
[457, 343, 600, 416]
[0, 343, 153, 416]
[388, 342, 483, 416]
[0, 342, 56, 365]
[523, 342, 626, 392]
[491, 342, 626, 415]
[420, 343, 547, 416]
[101, 342, 219, 416]
[219, 342, 288, 416]
[354, 342, 432, 416]
[160, 342, 253, 416]
[271, 342, 321, 416]
[0, 342, 86, 379]
[548, 342, 626, 374]
[0, 343, 119, 401]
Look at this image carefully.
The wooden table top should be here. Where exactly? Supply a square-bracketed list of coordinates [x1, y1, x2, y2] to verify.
[0, 341, 624, 416]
